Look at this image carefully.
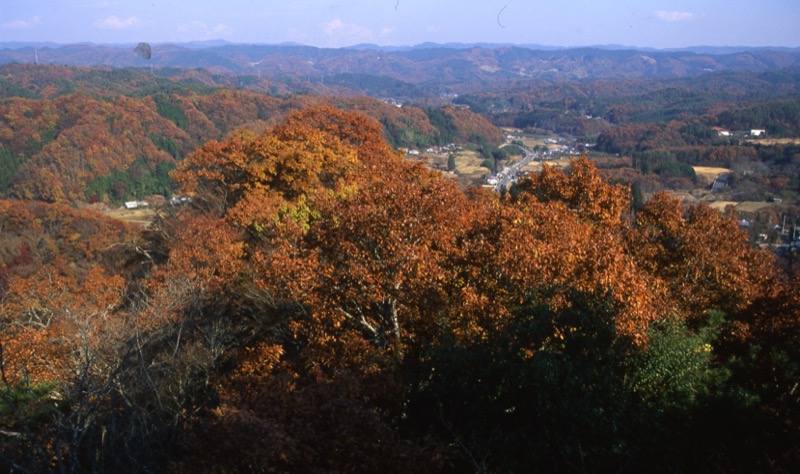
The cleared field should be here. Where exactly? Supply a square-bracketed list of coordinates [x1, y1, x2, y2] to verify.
[708, 201, 737, 211]
[408, 149, 492, 185]
[521, 156, 571, 173]
[104, 207, 157, 227]
[667, 191, 697, 201]
[693, 166, 731, 181]
[501, 128, 562, 150]
[747, 138, 800, 145]
[708, 201, 771, 213]
[454, 150, 490, 176]
[734, 201, 773, 213]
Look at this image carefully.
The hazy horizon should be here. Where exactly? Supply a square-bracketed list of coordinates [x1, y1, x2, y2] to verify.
[2, 1, 799, 50]
[1, 39, 798, 53]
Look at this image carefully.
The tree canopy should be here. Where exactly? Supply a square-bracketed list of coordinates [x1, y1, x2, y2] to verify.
[1, 106, 798, 473]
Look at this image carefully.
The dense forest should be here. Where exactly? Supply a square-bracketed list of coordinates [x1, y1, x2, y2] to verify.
[465, 67, 800, 131]
[0, 64, 500, 204]
[1, 104, 798, 472]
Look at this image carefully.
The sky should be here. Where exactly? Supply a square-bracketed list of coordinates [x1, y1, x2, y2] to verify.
[1, 1, 799, 49]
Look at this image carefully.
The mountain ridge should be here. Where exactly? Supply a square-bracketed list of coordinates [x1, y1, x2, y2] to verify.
[3, 41, 798, 53]
[3, 41, 800, 98]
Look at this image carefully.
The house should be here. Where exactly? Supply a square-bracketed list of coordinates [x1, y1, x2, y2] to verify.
[170, 195, 191, 206]
[751, 129, 766, 137]
[380, 97, 403, 108]
[124, 200, 148, 210]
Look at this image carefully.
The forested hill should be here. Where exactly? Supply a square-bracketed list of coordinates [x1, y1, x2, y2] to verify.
[2, 42, 800, 96]
[1, 106, 798, 472]
[455, 66, 800, 136]
[0, 64, 500, 203]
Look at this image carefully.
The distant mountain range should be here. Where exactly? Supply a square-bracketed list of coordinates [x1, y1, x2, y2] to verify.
[3, 41, 800, 96]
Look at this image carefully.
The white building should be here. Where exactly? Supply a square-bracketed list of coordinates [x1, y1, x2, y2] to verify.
[124, 201, 148, 210]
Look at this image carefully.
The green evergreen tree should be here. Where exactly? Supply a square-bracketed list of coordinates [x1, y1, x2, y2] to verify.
[631, 180, 645, 211]
[447, 154, 457, 172]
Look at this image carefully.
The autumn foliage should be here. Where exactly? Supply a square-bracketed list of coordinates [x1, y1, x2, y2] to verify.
[0, 65, 502, 205]
[2, 106, 798, 472]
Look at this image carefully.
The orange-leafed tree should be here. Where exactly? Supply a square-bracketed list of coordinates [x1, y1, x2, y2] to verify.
[167, 106, 462, 471]
[171, 114, 359, 230]
[628, 191, 777, 322]
[506, 156, 660, 341]
[166, 107, 668, 472]
[515, 155, 631, 227]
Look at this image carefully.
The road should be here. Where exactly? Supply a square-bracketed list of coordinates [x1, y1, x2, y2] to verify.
[493, 145, 538, 193]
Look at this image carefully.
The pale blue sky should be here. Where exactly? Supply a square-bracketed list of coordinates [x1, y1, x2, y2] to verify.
[1, 1, 798, 48]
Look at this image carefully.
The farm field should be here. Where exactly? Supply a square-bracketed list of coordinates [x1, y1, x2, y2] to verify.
[708, 200, 774, 213]
[104, 207, 157, 227]
[693, 166, 732, 182]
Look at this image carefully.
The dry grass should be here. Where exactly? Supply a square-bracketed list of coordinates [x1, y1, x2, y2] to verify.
[707, 201, 737, 211]
[734, 201, 773, 213]
[693, 166, 731, 181]
[707, 201, 771, 213]
[104, 207, 157, 227]
[454, 150, 490, 176]
[667, 192, 698, 202]
[521, 156, 571, 173]
[747, 138, 800, 146]
[406, 149, 491, 185]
